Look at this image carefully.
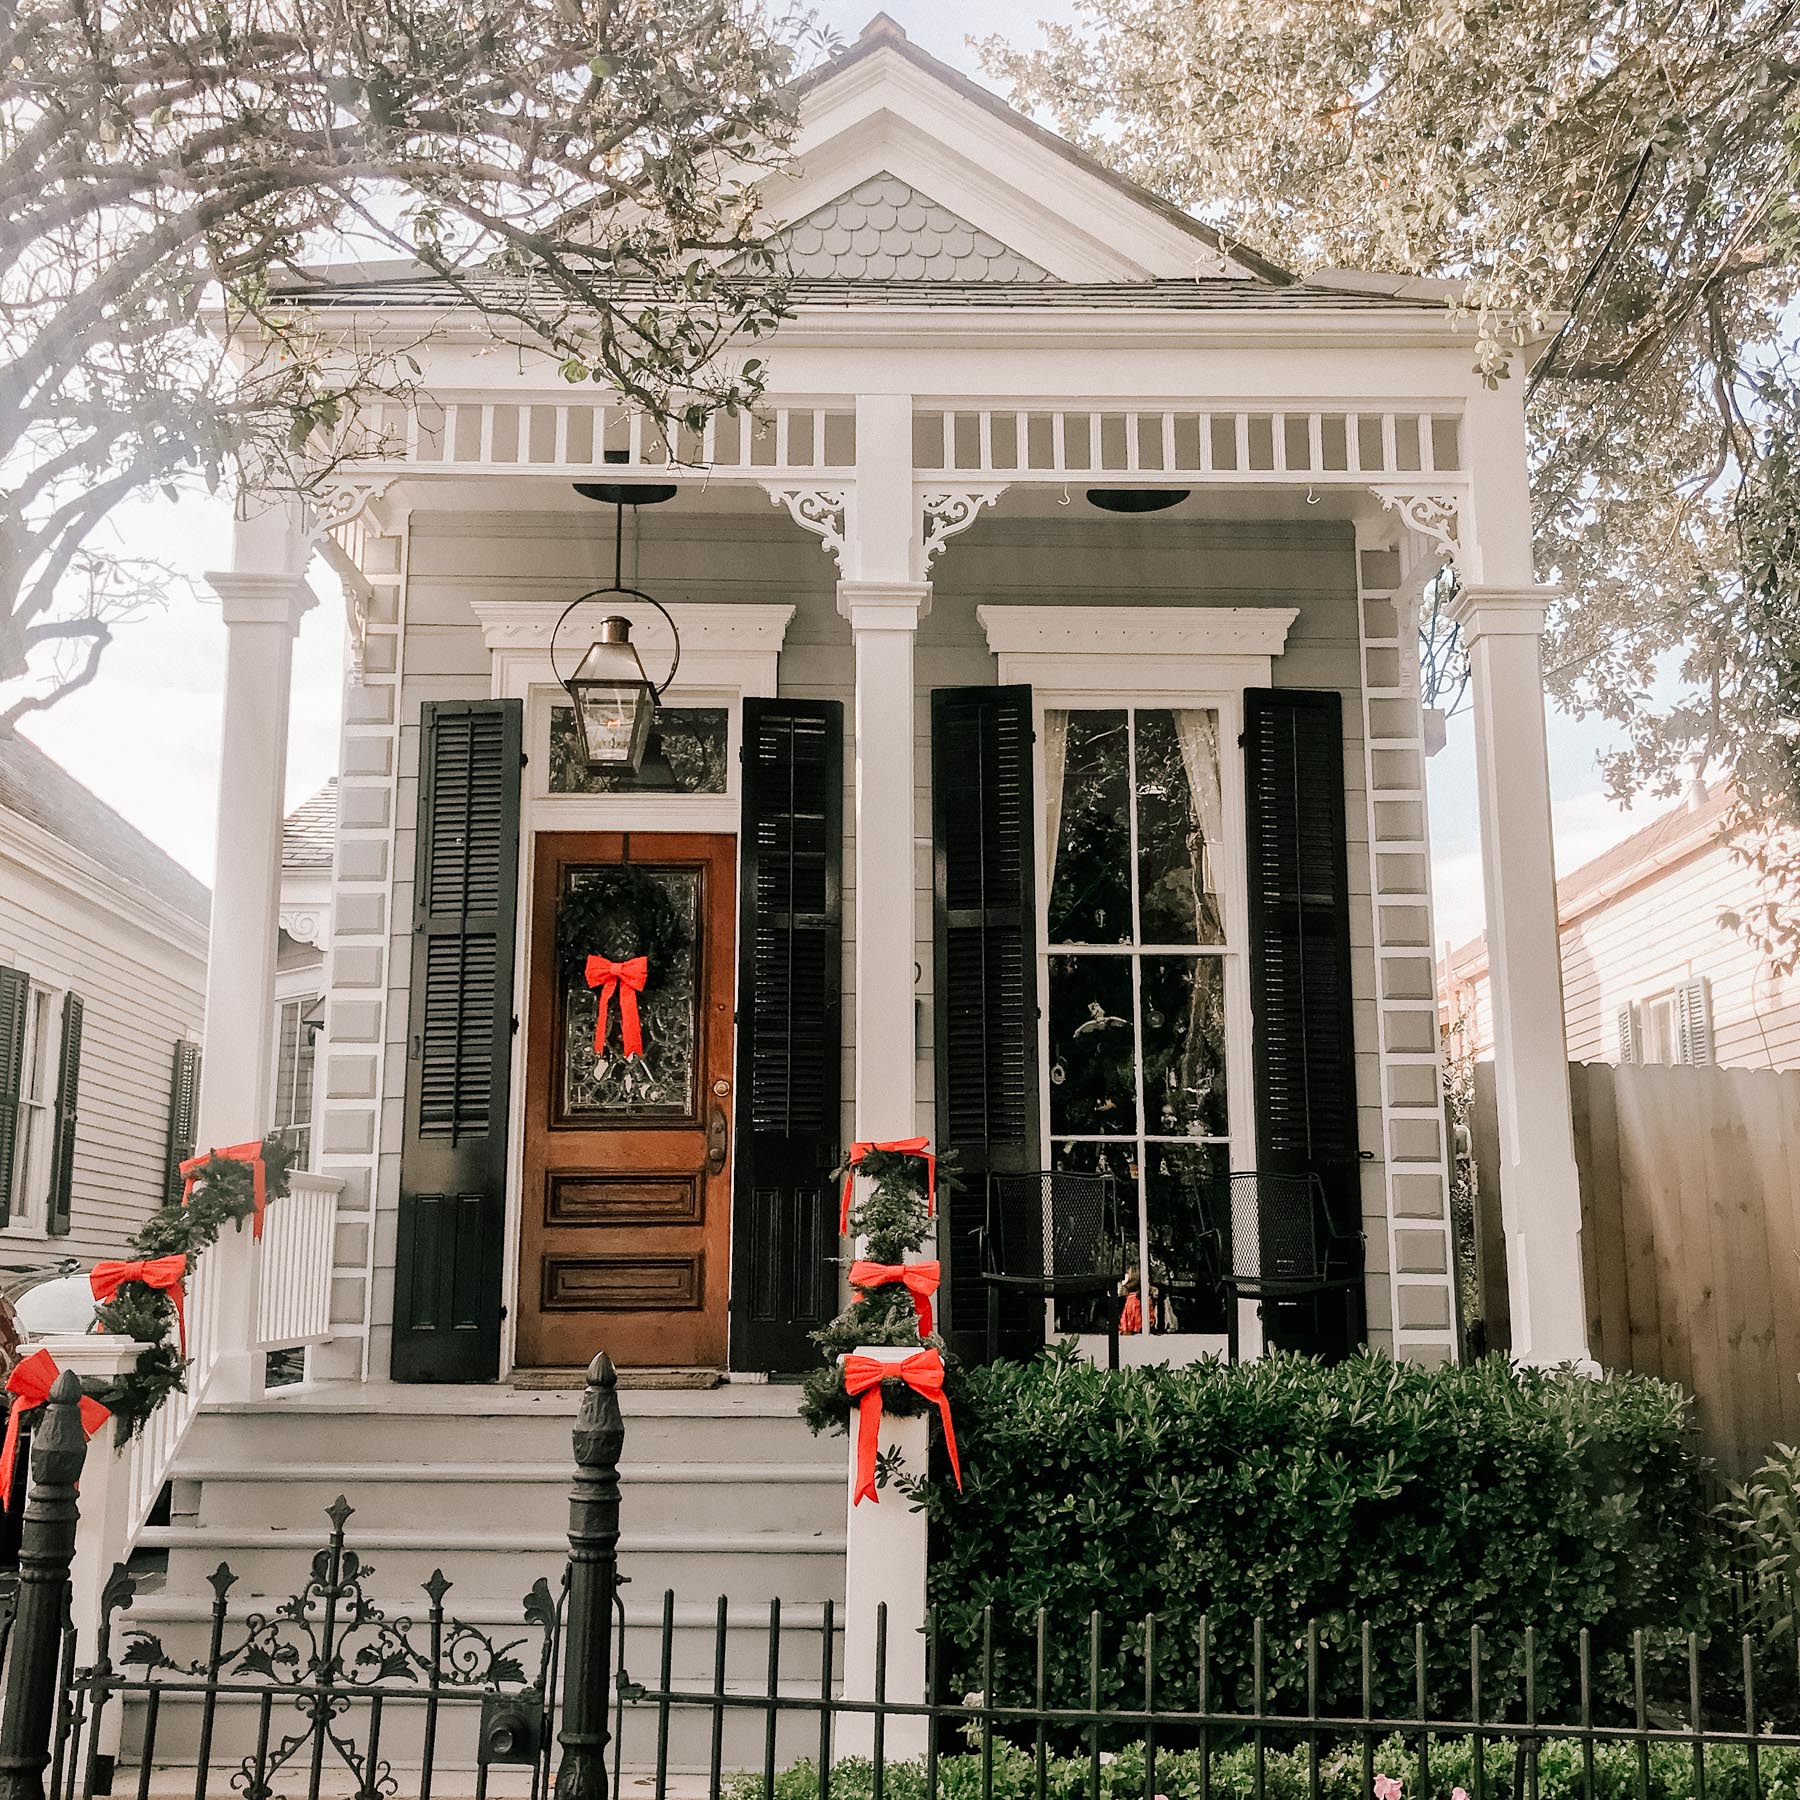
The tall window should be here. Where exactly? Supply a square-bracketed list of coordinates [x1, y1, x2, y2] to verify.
[10, 985, 56, 1227]
[1040, 706, 1240, 1334]
[272, 995, 319, 1168]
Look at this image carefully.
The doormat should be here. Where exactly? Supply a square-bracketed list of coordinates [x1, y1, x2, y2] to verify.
[511, 1367, 724, 1391]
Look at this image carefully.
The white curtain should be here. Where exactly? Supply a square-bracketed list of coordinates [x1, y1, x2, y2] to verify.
[1042, 709, 1069, 890]
[1172, 709, 1224, 929]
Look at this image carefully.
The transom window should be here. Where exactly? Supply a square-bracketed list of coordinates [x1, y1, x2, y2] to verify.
[1040, 705, 1242, 1336]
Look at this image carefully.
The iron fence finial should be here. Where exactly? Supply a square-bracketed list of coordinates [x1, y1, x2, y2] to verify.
[557, 1348, 623, 1800]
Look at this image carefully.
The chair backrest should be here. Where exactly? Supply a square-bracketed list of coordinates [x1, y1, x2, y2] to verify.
[988, 1171, 1121, 1282]
[1226, 1171, 1326, 1281]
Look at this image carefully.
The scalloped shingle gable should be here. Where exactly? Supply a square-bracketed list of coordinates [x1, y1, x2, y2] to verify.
[767, 172, 1052, 282]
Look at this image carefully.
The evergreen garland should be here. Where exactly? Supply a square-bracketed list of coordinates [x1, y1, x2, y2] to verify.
[86, 1136, 297, 1436]
[554, 867, 687, 989]
[799, 1145, 963, 1436]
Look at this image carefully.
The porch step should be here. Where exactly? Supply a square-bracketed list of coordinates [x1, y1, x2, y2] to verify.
[123, 1379, 851, 1780]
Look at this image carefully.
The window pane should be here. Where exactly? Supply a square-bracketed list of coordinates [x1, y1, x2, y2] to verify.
[1140, 955, 1229, 1138]
[1146, 1142, 1227, 1333]
[1046, 954, 1137, 1135]
[549, 705, 729, 795]
[1046, 710, 1131, 943]
[1136, 709, 1225, 944]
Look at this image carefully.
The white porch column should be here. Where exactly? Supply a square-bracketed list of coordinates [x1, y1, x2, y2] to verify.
[1448, 583, 1591, 1367]
[840, 392, 929, 1140]
[199, 499, 317, 1403]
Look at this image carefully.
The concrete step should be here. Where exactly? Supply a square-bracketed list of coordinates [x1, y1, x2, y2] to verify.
[174, 1462, 844, 1538]
[177, 1385, 830, 1468]
[144, 1523, 846, 1607]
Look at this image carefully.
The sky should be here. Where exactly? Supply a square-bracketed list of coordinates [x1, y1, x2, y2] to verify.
[12, 0, 1660, 952]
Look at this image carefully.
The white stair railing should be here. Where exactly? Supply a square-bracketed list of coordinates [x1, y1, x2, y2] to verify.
[29, 1170, 343, 1650]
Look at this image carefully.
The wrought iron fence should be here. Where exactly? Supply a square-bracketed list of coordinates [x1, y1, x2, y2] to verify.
[6, 1355, 1800, 1800]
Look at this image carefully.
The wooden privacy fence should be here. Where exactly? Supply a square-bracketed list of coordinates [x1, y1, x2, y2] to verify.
[1472, 1058, 1800, 1473]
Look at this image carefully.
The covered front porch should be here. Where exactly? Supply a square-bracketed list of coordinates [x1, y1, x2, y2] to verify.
[189, 376, 1585, 1393]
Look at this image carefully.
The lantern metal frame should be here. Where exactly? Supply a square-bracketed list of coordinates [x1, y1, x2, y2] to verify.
[550, 484, 683, 770]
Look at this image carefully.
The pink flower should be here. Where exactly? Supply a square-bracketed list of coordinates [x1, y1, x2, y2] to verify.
[1374, 1778, 1403, 1800]
[1454, 1789, 1470, 1800]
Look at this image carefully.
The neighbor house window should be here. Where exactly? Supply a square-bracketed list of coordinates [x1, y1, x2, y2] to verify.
[1039, 706, 1242, 1334]
[272, 995, 318, 1168]
[1621, 979, 1713, 1067]
[9, 984, 57, 1229]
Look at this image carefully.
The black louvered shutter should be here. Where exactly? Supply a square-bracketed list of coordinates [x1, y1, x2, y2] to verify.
[164, 1039, 202, 1204]
[393, 699, 523, 1382]
[0, 970, 28, 1228]
[730, 699, 843, 1371]
[46, 994, 82, 1237]
[1243, 687, 1363, 1354]
[931, 685, 1041, 1360]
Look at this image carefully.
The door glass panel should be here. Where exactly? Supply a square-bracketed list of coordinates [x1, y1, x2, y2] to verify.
[1135, 708, 1225, 944]
[1046, 953, 1136, 1136]
[562, 867, 700, 1119]
[1047, 1140, 1133, 1333]
[1146, 1143, 1227, 1331]
[1140, 955, 1228, 1137]
[1046, 709, 1131, 943]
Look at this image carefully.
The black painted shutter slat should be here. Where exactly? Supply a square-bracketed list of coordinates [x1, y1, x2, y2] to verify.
[1242, 687, 1362, 1352]
[730, 698, 843, 1372]
[46, 994, 82, 1237]
[931, 685, 1041, 1358]
[394, 699, 522, 1382]
[0, 970, 28, 1229]
[164, 1039, 202, 1205]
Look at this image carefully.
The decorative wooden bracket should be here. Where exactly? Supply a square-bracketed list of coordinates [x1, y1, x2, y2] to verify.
[764, 485, 852, 576]
[920, 486, 1008, 574]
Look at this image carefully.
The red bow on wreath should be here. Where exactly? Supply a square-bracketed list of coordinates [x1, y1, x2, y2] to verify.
[91, 1255, 189, 1355]
[0, 1349, 110, 1510]
[842, 1349, 961, 1507]
[585, 955, 648, 1059]
[839, 1139, 937, 1234]
[179, 1141, 269, 1240]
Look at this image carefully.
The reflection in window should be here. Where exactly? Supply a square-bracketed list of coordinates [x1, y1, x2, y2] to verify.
[1044, 707, 1232, 1336]
[549, 705, 728, 795]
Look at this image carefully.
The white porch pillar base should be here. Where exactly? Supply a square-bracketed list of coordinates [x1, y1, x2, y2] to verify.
[839, 1348, 930, 1762]
[201, 503, 317, 1404]
[1449, 584, 1593, 1370]
[838, 581, 931, 1143]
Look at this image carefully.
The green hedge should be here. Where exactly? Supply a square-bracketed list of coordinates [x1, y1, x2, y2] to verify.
[916, 1348, 1721, 1722]
[732, 1739, 1800, 1800]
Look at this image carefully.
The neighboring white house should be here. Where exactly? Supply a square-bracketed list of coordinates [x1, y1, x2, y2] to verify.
[1440, 781, 1800, 1073]
[0, 731, 208, 1269]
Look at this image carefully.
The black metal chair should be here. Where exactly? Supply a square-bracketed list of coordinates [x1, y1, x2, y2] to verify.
[980, 1170, 1125, 1370]
[1212, 1171, 1364, 1363]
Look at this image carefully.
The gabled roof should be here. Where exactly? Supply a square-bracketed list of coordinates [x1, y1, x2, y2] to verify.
[283, 780, 337, 871]
[787, 15, 1289, 285]
[0, 732, 210, 927]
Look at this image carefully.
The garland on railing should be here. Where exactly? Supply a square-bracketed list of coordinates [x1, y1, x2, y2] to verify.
[87, 1135, 296, 1437]
[799, 1142, 963, 1440]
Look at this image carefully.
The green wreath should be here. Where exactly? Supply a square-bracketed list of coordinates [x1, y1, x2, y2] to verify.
[555, 868, 687, 991]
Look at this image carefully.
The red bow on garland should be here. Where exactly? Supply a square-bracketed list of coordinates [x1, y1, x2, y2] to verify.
[90, 1255, 189, 1355]
[585, 956, 648, 1060]
[0, 1349, 110, 1510]
[180, 1141, 269, 1240]
[842, 1349, 961, 1507]
[848, 1259, 942, 1340]
[839, 1139, 937, 1234]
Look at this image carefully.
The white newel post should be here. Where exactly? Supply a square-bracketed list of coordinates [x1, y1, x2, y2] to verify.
[1448, 584, 1592, 1368]
[200, 500, 317, 1403]
[836, 393, 933, 1747]
[838, 1349, 931, 1761]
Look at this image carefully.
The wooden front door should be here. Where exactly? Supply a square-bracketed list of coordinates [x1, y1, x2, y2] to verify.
[518, 832, 736, 1370]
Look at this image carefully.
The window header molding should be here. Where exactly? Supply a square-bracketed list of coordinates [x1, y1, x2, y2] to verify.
[978, 603, 1298, 691]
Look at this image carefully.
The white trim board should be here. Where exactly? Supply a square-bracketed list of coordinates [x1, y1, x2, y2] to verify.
[979, 603, 1298, 690]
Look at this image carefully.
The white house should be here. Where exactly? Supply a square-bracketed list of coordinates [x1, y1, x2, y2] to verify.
[94, 17, 1593, 1736]
[0, 731, 208, 1268]
[1441, 781, 1800, 1074]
